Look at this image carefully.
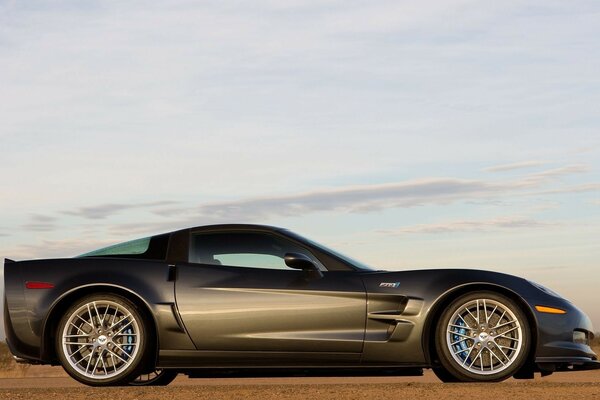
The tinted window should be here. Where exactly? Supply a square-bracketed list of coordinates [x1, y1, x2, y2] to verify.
[78, 234, 170, 260]
[190, 232, 323, 271]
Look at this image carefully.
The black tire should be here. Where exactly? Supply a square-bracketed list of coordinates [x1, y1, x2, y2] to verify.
[56, 293, 150, 386]
[434, 291, 531, 382]
[431, 367, 460, 383]
[129, 369, 179, 386]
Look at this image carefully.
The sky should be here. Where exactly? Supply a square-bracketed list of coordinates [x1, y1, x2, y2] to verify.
[0, 0, 599, 338]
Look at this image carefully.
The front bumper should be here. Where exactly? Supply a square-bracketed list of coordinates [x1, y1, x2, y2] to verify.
[528, 293, 598, 373]
[536, 356, 600, 372]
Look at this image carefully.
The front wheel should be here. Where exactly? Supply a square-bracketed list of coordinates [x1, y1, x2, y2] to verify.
[56, 293, 149, 386]
[434, 291, 531, 382]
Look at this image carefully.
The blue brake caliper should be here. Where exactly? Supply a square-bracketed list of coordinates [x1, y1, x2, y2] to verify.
[453, 319, 469, 362]
[123, 327, 134, 358]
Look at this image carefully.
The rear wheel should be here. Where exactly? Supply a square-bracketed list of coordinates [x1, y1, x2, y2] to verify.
[434, 291, 531, 382]
[129, 369, 178, 386]
[56, 293, 149, 386]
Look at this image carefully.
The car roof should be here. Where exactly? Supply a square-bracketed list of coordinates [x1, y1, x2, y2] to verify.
[175, 223, 286, 234]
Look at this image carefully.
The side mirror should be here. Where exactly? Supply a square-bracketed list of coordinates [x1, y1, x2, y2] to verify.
[284, 253, 323, 280]
[284, 253, 317, 270]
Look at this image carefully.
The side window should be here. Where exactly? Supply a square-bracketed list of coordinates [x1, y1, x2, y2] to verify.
[190, 232, 323, 271]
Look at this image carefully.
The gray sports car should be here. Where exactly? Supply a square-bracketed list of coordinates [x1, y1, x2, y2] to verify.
[3, 224, 598, 386]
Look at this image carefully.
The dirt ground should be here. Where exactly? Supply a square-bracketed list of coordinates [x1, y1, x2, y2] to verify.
[0, 367, 598, 400]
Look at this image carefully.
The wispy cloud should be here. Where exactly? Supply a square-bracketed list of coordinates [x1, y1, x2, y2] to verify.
[30, 214, 56, 223]
[21, 223, 57, 232]
[63, 201, 178, 219]
[150, 164, 593, 221]
[524, 164, 589, 181]
[5, 238, 117, 259]
[154, 178, 513, 221]
[378, 216, 560, 235]
[21, 214, 58, 232]
[484, 161, 547, 173]
[532, 183, 600, 196]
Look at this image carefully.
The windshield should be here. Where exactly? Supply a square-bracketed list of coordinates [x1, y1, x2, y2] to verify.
[284, 230, 375, 271]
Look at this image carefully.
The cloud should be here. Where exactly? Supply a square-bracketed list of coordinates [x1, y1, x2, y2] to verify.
[532, 183, 600, 196]
[21, 214, 58, 232]
[21, 223, 57, 232]
[3, 238, 118, 259]
[30, 214, 56, 223]
[525, 164, 589, 181]
[378, 216, 561, 235]
[484, 161, 547, 173]
[154, 178, 514, 221]
[152, 164, 592, 221]
[63, 201, 178, 219]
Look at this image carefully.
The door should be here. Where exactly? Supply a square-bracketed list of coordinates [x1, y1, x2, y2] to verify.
[175, 230, 366, 354]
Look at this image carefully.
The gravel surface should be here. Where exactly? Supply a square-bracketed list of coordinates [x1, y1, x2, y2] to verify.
[0, 370, 598, 400]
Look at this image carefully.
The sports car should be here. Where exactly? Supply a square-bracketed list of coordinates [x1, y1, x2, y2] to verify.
[3, 224, 598, 386]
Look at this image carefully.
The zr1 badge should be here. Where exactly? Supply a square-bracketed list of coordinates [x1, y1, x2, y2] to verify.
[379, 282, 400, 288]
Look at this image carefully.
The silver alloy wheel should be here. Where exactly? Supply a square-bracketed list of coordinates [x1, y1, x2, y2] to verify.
[61, 300, 141, 380]
[446, 298, 523, 375]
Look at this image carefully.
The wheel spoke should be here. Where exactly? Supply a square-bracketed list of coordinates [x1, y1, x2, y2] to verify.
[447, 330, 473, 340]
[68, 344, 91, 358]
[496, 334, 520, 342]
[483, 299, 489, 324]
[91, 350, 102, 376]
[494, 319, 517, 330]
[449, 323, 471, 330]
[85, 351, 94, 373]
[106, 347, 129, 364]
[74, 353, 92, 367]
[494, 310, 507, 328]
[494, 341, 511, 362]
[101, 354, 108, 376]
[467, 350, 479, 368]
[93, 302, 102, 325]
[102, 305, 110, 326]
[76, 314, 94, 329]
[454, 345, 474, 356]
[110, 352, 117, 373]
[112, 341, 136, 356]
[457, 314, 472, 329]
[463, 346, 476, 366]
[490, 348, 506, 366]
[69, 322, 88, 334]
[497, 344, 519, 352]
[465, 307, 478, 324]
[451, 337, 470, 346]
[113, 319, 134, 335]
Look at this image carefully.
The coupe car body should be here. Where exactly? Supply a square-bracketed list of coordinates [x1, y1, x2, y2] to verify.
[3, 224, 598, 386]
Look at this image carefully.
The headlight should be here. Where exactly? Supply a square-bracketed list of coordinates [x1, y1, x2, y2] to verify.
[528, 280, 563, 298]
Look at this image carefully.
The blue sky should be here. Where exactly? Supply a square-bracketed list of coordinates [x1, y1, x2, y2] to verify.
[1, 1, 599, 328]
